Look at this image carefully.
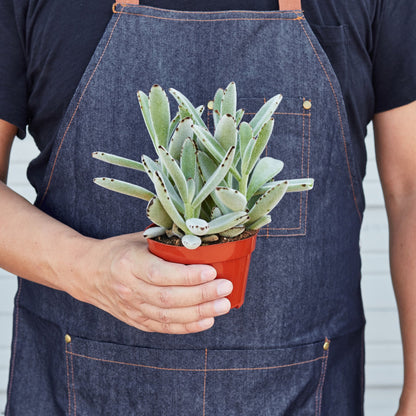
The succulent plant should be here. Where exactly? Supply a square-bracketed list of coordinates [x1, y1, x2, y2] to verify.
[93, 82, 314, 249]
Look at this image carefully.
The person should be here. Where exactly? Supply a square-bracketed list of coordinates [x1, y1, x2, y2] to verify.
[0, 0, 415, 414]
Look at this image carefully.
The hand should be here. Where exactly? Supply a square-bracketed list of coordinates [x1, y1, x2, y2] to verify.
[71, 232, 233, 334]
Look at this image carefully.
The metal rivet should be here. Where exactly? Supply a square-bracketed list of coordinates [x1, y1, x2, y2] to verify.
[303, 100, 312, 110]
[207, 100, 214, 110]
[65, 334, 72, 344]
[323, 341, 330, 351]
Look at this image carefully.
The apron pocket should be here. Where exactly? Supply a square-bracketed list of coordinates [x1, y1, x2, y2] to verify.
[238, 96, 312, 237]
[65, 335, 330, 415]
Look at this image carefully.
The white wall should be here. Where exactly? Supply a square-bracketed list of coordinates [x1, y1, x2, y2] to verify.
[0, 127, 403, 414]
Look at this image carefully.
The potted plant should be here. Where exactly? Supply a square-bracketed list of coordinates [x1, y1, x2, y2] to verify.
[92, 82, 314, 308]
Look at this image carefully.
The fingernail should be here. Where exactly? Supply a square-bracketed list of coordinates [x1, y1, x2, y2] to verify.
[217, 280, 233, 296]
[198, 317, 214, 329]
[201, 268, 216, 282]
[214, 298, 231, 314]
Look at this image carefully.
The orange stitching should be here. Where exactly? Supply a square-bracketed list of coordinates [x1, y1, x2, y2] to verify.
[113, 10, 304, 22]
[297, 19, 361, 221]
[39, 11, 124, 206]
[70, 344, 77, 416]
[65, 344, 72, 416]
[202, 349, 208, 416]
[67, 350, 325, 372]
[115, 4, 302, 15]
[317, 343, 330, 415]
[259, 232, 307, 237]
[5, 278, 22, 416]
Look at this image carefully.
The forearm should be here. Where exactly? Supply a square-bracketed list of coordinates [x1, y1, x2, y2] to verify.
[387, 195, 416, 410]
[0, 180, 93, 297]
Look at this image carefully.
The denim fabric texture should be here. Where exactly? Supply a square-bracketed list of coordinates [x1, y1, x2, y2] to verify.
[7, 4, 365, 415]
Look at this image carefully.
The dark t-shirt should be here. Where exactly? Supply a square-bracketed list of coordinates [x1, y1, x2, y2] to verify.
[1, 0, 416, 193]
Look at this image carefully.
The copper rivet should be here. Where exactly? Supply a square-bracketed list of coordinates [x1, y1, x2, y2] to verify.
[207, 100, 214, 110]
[303, 100, 312, 110]
[65, 334, 72, 344]
[323, 341, 330, 351]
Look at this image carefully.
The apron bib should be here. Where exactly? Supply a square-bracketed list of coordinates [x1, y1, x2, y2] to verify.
[7, 1, 366, 414]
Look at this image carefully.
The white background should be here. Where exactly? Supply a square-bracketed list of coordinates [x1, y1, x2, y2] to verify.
[0, 125, 402, 414]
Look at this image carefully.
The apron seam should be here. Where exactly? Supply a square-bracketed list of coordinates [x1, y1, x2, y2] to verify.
[202, 348, 208, 416]
[297, 18, 362, 221]
[39, 10, 124, 207]
[65, 343, 73, 416]
[314, 340, 330, 415]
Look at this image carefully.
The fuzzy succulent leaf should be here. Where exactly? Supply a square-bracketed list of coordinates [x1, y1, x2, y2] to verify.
[169, 88, 207, 128]
[196, 105, 205, 116]
[192, 146, 236, 209]
[92, 151, 145, 172]
[211, 207, 222, 219]
[238, 121, 253, 163]
[245, 118, 275, 175]
[246, 215, 272, 230]
[146, 197, 173, 229]
[185, 218, 210, 235]
[235, 108, 244, 126]
[137, 90, 158, 149]
[181, 234, 202, 250]
[215, 114, 237, 151]
[220, 82, 236, 118]
[180, 138, 197, 180]
[168, 117, 194, 160]
[256, 178, 314, 195]
[143, 226, 166, 239]
[241, 137, 256, 176]
[149, 85, 171, 149]
[219, 226, 245, 237]
[246, 157, 284, 200]
[93, 177, 155, 201]
[247, 181, 288, 224]
[158, 145, 188, 202]
[215, 187, 247, 211]
[213, 88, 224, 128]
[207, 211, 249, 234]
[168, 112, 181, 140]
[186, 178, 196, 203]
[153, 171, 188, 232]
[249, 94, 282, 137]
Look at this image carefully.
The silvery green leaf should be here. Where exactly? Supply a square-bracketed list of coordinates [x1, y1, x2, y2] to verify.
[219, 226, 245, 237]
[192, 146, 236, 209]
[181, 138, 197, 180]
[181, 234, 202, 250]
[168, 112, 181, 140]
[245, 118, 275, 175]
[193, 125, 241, 181]
[169, 88, 207, 128]
[153, 171, 188, 232]
[235, 108, 244, 126]
[215, 114, 237, 151]
[239, 122, 253, 161]
[249, 93, 282, 137]
[211, 207, 222, 219]
[196, 105, 205, 116]
[213, 88, 224, 128]
[220, 82, 236, 118]
[146, 197, 173, 229]
[215, 187, 247, 211]
[143, 226, 166, 239]
[137, 91, 158, 149]
[247, 181, 288, 224]
[256, 178, 314, 195]
[186, 178, 196, 202]
[92, 152, 145, 172]
[168, 117, 194, 160]
[186, 218, 210, 235]
[149, 85, 171, 149]
[93, 177, 154, 201]
[246, 157, 284, 200]
[246, 215, 272, 230]
[241, 137, 256, 175]
[207, 211, 249, 235]
[158, 145, 188, 202]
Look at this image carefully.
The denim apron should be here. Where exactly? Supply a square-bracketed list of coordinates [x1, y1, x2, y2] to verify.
[6, 0, 366, 414]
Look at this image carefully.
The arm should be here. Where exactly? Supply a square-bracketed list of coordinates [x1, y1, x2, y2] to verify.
[373, 101, 416, 415]
[0, 119, 232, 334]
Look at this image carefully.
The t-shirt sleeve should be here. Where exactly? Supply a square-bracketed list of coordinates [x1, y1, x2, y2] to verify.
[0, 0, 28, 138]
[372, 0, 416, 113]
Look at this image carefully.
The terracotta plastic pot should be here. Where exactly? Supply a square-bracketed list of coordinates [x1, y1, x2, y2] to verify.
[147, 230, 258, 309]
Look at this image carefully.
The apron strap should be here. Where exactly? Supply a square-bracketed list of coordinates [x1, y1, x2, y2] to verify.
[279, 0, 302, 10]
